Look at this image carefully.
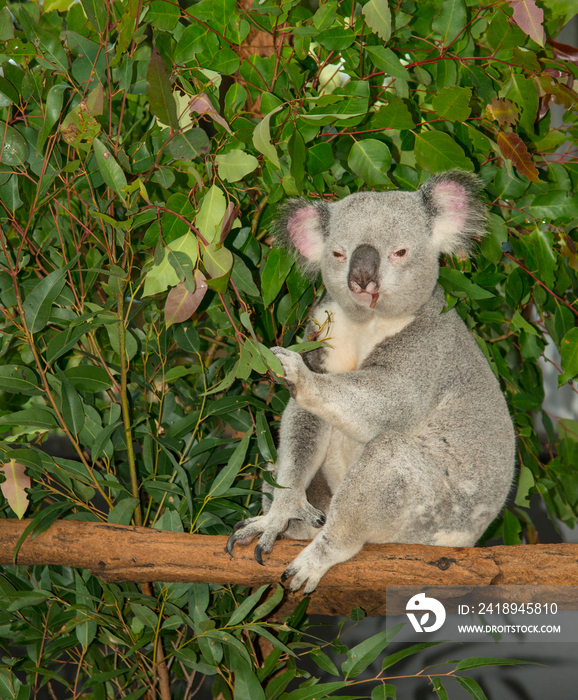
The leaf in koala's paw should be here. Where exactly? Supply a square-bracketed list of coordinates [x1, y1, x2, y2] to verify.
[259, 344, 285, 377]
[0, 459, 30, 519]
[286, 340, 328, 354]
[497, 132, 540, 183]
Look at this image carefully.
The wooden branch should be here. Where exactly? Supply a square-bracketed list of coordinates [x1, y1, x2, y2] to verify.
[1, 519, 578, 616]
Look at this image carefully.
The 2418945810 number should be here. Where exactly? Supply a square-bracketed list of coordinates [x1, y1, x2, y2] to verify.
[475, 602, 558, 615]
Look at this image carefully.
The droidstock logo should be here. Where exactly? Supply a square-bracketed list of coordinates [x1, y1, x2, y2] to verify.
[406, 593, 447, 633]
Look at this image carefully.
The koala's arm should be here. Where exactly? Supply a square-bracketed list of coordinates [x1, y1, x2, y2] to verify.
[272, 347, 439, 442]
[269, 398, 331, 502]
[226, 400, 330, 560]
[269, 316, 332, 487]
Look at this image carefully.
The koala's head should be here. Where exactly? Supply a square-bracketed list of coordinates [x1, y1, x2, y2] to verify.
[274, 170, 487, 320]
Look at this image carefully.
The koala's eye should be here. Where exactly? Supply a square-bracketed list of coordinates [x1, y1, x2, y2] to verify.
[333, 251, 347, 262]
[390, 248, 408, 260]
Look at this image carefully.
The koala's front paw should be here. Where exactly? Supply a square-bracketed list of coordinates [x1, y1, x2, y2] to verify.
[226, 502, 326, 565]
[226, 512, 289, 565]
[270, 347, 306, 398]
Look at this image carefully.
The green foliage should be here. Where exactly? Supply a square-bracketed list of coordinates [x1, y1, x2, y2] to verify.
[0, 0, 576, 695]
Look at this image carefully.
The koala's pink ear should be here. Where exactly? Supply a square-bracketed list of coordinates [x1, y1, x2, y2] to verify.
[420, 170, 487, 256]
[274, 200, 329, 276]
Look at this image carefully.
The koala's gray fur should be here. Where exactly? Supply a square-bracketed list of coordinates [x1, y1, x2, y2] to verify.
[227, 170, 516, 594]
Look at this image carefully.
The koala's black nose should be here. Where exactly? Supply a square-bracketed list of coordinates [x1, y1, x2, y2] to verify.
[348, 245, 380, 293]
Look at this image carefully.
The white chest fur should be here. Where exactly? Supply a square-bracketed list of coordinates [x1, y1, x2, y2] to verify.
[312, 302, 414, 374]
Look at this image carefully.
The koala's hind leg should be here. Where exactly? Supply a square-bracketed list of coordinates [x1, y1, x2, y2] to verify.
[282, 434, 454, 593]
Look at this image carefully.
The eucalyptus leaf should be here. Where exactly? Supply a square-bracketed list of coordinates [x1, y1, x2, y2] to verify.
[168, 128, 210, 160]
[0, 121, 28, 166]
[253, 105, 283, 168]
[362, 0, 392, 42]
[216, 149, 259, 182]
[147, 48, 179, 130]
[80, 0, 107, 33]
[93, 138, 128, 200]
[348, 139, 392, 187]
[207, 429, 251, 498]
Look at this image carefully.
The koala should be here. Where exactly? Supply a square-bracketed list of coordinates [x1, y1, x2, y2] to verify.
[227, 170, 516, 594]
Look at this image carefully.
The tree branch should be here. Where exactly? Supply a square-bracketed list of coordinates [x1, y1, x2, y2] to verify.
[2, 520, 578, 616]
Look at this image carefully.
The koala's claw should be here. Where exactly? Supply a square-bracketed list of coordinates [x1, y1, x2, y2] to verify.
[226, 515, 288, 562]
[226, 519, 258, 555]
[226, 531, 239, 556]
[254, 544, 265, 565]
